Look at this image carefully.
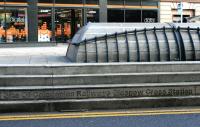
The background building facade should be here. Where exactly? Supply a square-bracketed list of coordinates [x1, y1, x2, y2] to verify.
[160, 0, 200, 23]
[0, 0, 199, 43]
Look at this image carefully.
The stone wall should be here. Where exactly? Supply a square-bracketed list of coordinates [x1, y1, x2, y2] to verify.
[160, 2, 200, 23]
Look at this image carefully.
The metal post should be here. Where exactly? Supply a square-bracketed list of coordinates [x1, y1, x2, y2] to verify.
[115, 33, 120, 62]
[180, 0, 183, 23]
[95, 37, 98, 62]
[84, 39, 87, 63]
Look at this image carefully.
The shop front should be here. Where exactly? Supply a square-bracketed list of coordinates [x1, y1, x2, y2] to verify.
[0, 6, 27, 43]
[0, 0, 158, 43]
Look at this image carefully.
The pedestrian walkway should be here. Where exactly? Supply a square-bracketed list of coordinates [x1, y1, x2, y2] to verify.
[0, 44, 69, 64]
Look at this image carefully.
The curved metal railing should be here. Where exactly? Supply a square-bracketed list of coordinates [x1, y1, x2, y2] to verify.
[67, 26, 200, 63]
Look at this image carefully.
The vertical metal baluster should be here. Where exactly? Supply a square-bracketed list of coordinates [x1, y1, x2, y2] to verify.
[177, 26, 186, 61]
[144, 28, 150, 61]
[95, 37, 98, 62]
[163, 27, 171, 61]
[197, 27, 200, 56]
[105, 34, 109, 62]
[172, 26, 181, 60]
[115, 33, 120, 62]
[187, 27, 196, 61]
[153, 27, 160, 61]
[84, 39, 87, 63]
[135, 29, 140, 62]
[125, 31, 130, 62]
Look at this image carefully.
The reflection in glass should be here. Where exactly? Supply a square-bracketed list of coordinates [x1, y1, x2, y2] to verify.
[125, 0, 141, 6]
[87, 9, 99, 23]
[38, 0, 53, 3]
[55, 0, 82, 4]
[0, 8, 5, 43]
[38, 8, 52, 42]
[108, 0, 124, 5]
[86, 0, 99, 5]
[55, 9, 82, 42]
[5, 8, 27, 42]
[142, 10, 158, 23]
[5, 0, 26, 3]
[142, 0, 158, 6]
[108, 9, 124, 22]
[125, 10, 141, 22]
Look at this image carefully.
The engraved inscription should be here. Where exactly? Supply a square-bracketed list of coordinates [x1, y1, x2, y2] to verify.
[0, 86, 196, 101]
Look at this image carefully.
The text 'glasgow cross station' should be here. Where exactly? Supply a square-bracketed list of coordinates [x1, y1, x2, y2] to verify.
[0, 0, 200, 43]
[1, 0, 200, 113]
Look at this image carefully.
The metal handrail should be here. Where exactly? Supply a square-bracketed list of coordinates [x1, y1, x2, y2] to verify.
[74, 27, 200, 45]
[70, 26, 200, 63]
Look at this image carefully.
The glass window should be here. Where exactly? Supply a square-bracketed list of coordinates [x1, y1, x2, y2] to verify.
[55, 9, 82, 42]
[38, 0, 53, 7]
[0, 0, 5, 3]
[5, 0, 27, 6]
[142, 10, 158, 23]
[173, 15, 189, 23]
[5, 0, 27, 3]
[38, 8, 52, 42]
[125, 0, 141, 6]
[86, 0, 99, 5]
[108, 9, 124, 22]
[87, 9, 99, 23]
[38, 0, 53, 3]
[0, 7, 5, 43]
[125, 10, 141, 22]
[55, 0, 82, 4]
[108, 0, 124, 5]
[5, 7, 27, 42]
[142, 0, 158, 6]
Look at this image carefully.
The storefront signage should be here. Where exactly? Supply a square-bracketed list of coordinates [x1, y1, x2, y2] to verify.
[144, 18, 156, 23]
[40, 9, 51, 13]
[10, 17, 25, 23]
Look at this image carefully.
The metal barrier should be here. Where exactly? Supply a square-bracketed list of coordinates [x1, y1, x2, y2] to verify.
[66, 23, 200, 63]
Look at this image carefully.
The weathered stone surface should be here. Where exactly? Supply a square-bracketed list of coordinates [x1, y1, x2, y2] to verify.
[1, 62, 200, 112]
[1, 62, 200, 75]
[1, 72, 200, 86]
[0, 82, 198, 101]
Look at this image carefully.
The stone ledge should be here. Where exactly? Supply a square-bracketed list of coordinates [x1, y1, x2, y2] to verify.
[1, 96, 200, 112]
[0, 42, 57, 48]
[1, 72, 200, 86]
[0, 82, 199, 101]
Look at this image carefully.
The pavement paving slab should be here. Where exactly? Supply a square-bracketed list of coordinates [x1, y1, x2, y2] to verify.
[0, 44, 69, 65]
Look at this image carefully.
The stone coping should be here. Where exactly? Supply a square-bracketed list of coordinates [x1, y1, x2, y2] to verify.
[0, 61, 200, 67]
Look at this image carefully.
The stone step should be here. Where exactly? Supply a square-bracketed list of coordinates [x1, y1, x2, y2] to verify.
[0, 82, 198, 101]
[1, 62, 200, 75]
[1, 95, 200, 112]
[1, 82, 200, 112]
[1, 72, 200, 86]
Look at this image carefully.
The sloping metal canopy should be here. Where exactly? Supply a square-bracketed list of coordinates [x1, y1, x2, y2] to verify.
[67, 23, 200, 63]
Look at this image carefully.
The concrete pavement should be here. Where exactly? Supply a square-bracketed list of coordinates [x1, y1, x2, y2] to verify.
[0, 44, 69, 64]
